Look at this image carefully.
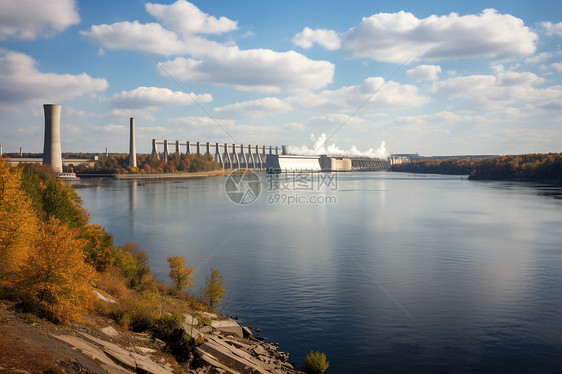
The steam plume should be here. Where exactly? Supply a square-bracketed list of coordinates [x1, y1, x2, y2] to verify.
[285, 133, 390, 159]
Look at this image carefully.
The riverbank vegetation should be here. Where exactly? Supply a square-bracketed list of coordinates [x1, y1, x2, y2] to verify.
[69, 153, 221, 174]
[0, 158, 224, 362]
[391, 153, 562, 182]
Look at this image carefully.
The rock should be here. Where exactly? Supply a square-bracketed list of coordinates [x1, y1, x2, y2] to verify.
[210, 319, 243, 338]
[201, 312, 217, 319]
[252, 345, 266, 356]
[254, 328, 263, 332]
[200, 326, 213, 334]
[197, 336, 270, 374]
[93, 289, 117, 303]
[182, 324, 203, 339]
[79, 332, 136, 371]
[183, 313, 199, 327]
[241, 326, 253, 338]
[131, 352, 173, 374]
[101, 326, 119, 337]
[55, 335, 133, 374]
[195, 349, 238, 374]
[134, 346, 156, 354]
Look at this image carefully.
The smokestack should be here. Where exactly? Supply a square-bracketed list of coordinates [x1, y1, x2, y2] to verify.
[19, 147, 22, 157]
[129, 117, 137, 167]
[43, 104, 63, 173]
[106, 147, 108, 157]
[282, 145, 288, 155]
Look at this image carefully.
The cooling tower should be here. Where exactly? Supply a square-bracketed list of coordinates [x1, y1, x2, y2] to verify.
[43, 104, 63, 173]
[129, 117, 137, 167]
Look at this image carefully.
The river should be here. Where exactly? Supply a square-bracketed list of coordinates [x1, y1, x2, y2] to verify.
[77, 171, 562, 373]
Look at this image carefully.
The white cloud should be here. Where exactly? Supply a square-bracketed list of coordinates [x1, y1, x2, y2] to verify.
[282, 122, 306, 131]
[11, 126, 42, 135]
[160, 48, 334, 92]
[92, 124, 127, 133]
[146, 0, 237, 36]
[0, 50, 108, 110]
[552, 62, 562, 71]
[286, 76, 429, 112]
[0, 0, 80, 41]
[81, 21, 190, 56]
[407, 64, 442, 80]
[167, 116, 236, 127]
[111, 86, 212, 109]
[306, 114, 369, 127]
[62, 124, 81, 134]
[292, 27, 341, 50]
[82, 1, 334, 93]
[214, 97, 292, 118]
[436, 65, 562, 109]
[342, 9, 537, 63]
[524, 52, 553, 64]
[541, 21, 562, 36]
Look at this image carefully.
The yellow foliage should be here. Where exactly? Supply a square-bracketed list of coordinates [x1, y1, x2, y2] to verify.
[17, 217, 96, 323]
[167, 256, 195, 294]
[95, 267, 132, 300]
[205, 268, 225, 307]
[0, 158, 37, 281]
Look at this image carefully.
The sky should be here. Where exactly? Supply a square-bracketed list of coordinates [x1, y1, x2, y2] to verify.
[0, 0, 561, 156]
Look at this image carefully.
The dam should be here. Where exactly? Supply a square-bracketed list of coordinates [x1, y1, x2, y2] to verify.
[265, 154, 396, 173]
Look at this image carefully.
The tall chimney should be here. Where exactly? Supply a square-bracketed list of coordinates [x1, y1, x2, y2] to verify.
[43, 104, 63, 173]
[129, 117, 137, 167]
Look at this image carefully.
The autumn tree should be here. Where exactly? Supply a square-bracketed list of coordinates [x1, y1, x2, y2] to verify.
[19, 163, 88, 228]
[17, 217, 96, 323]
[204, 268, 225, 307]
[80, 224, 115, 271]
[0, 158, 37, 283]
[167, 256, 195, 295]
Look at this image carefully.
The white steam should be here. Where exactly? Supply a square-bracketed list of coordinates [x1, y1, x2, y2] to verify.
[285, 133, 390, 159]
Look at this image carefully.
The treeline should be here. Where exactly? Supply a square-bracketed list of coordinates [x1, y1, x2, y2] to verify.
[391, 158, 476, 175]
[70, 153, 221, 174]
[469, 153, 562, 181]
[391, 153, 562, 182]
[0, 159, 224, 360]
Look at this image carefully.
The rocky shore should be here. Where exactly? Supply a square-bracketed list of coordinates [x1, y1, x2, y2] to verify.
[0, 301, 301, 374]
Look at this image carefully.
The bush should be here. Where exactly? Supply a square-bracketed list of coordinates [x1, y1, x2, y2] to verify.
[303, 351, 329, 374]
[151, 313, 185, 342]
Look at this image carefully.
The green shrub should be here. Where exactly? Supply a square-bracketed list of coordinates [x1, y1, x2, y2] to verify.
[303, 351, 329, 374]
[192, 312, 212, 328]
[151, 313, 185, 341]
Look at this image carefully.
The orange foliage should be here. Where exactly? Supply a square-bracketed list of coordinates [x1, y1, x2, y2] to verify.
[0, 158, 38, 281]
[17, 217, 96, 323]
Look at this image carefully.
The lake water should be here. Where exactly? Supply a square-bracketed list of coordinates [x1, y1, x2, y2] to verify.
[77, 172, 562, 373]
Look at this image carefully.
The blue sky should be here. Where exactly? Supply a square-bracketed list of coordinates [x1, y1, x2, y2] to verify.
[1, 0, 561, 156]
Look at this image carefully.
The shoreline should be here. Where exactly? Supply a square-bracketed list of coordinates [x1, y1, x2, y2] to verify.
[77, 169, 233, 180]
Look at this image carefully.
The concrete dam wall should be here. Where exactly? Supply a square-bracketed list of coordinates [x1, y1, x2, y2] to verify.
[265, 154, 390, 173]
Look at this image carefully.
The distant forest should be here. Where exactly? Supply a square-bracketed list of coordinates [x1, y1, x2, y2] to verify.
[70, 153, 220, 174]
[391, 153, 562, 182]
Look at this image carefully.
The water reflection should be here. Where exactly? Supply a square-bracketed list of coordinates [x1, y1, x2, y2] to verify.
[78, 172, 562, 374]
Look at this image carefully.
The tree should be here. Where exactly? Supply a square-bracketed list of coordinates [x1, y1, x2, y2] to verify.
[0, 158, 37, 282]
[303, 351, 329, 374]
[167, 256, 195, 295]
[204, 268, 225, 307]
[19, 163, 88, 228]
[80, 224, 115, 271]
[17, 217, 96, 323]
